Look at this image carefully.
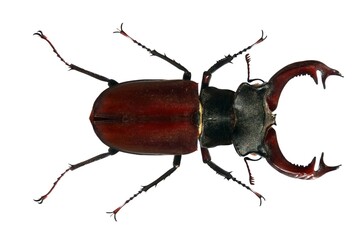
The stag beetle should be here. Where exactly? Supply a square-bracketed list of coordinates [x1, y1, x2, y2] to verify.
[34, 24, 342, 220]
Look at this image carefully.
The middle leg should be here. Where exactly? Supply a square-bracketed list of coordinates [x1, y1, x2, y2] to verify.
[115, 24, 191, 80]
[107, 155, 182, 221]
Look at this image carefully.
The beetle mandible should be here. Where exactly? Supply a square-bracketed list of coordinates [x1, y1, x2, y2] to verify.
[34, 24, 342, 220]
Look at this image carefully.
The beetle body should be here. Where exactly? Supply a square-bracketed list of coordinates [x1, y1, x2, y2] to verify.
[91, 79, 275, 156]
[34, 26, 342, 220]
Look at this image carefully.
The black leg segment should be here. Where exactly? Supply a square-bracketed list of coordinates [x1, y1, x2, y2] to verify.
[115, 24, 191, 80]
[200, 147, 265, 205]
[201, 31, 266, 90]
[107, 155, 182, 221]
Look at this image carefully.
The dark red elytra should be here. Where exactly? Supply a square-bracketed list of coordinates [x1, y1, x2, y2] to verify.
[90, 80, 199, 155]
[34, 24, 342, 220]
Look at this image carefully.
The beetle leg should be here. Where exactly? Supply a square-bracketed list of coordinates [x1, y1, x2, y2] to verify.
[201, 31, 266, 90]
[34, 148, 118, 204]
[115, 23, 191, 80]
[263, 128, 340, 179]
[201, 147, 265, 205]
[34, 31, 118, 87]
[107, 155, 181, 221]
[266, 60, 343, 111]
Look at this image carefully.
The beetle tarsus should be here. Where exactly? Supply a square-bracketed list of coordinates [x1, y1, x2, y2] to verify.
[230, 174, 265, 206]
[34, 196, 46, 204]
[257, 30, 267, 44]
[33, 30, 44, 37]
[34, 167, 71, 204]
[107, 205, 124, 221]
[34, 30, 71, 67]
[109, 188, 144, 220]
[253, 191, 265, 206]
[35, 31, 118, 86]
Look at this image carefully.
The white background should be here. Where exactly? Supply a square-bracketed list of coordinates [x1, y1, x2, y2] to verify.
[1, 0, 356, 239]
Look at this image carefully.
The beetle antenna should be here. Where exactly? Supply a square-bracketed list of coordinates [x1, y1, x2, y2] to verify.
[244, 156, 260, 185]
[245, 54, 251, 81]
[245, 53, 265, 84]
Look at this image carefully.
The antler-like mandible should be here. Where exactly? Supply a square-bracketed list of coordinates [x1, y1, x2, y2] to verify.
[262, 61, 342, 179]
[266, 60, 342, 111]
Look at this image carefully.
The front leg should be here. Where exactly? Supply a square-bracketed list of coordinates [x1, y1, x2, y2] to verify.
[200, 147, 264, 205]
[201, 31, 266, 90]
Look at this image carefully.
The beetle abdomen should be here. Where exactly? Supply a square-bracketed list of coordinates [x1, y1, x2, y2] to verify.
[90, 80, 200, 155]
